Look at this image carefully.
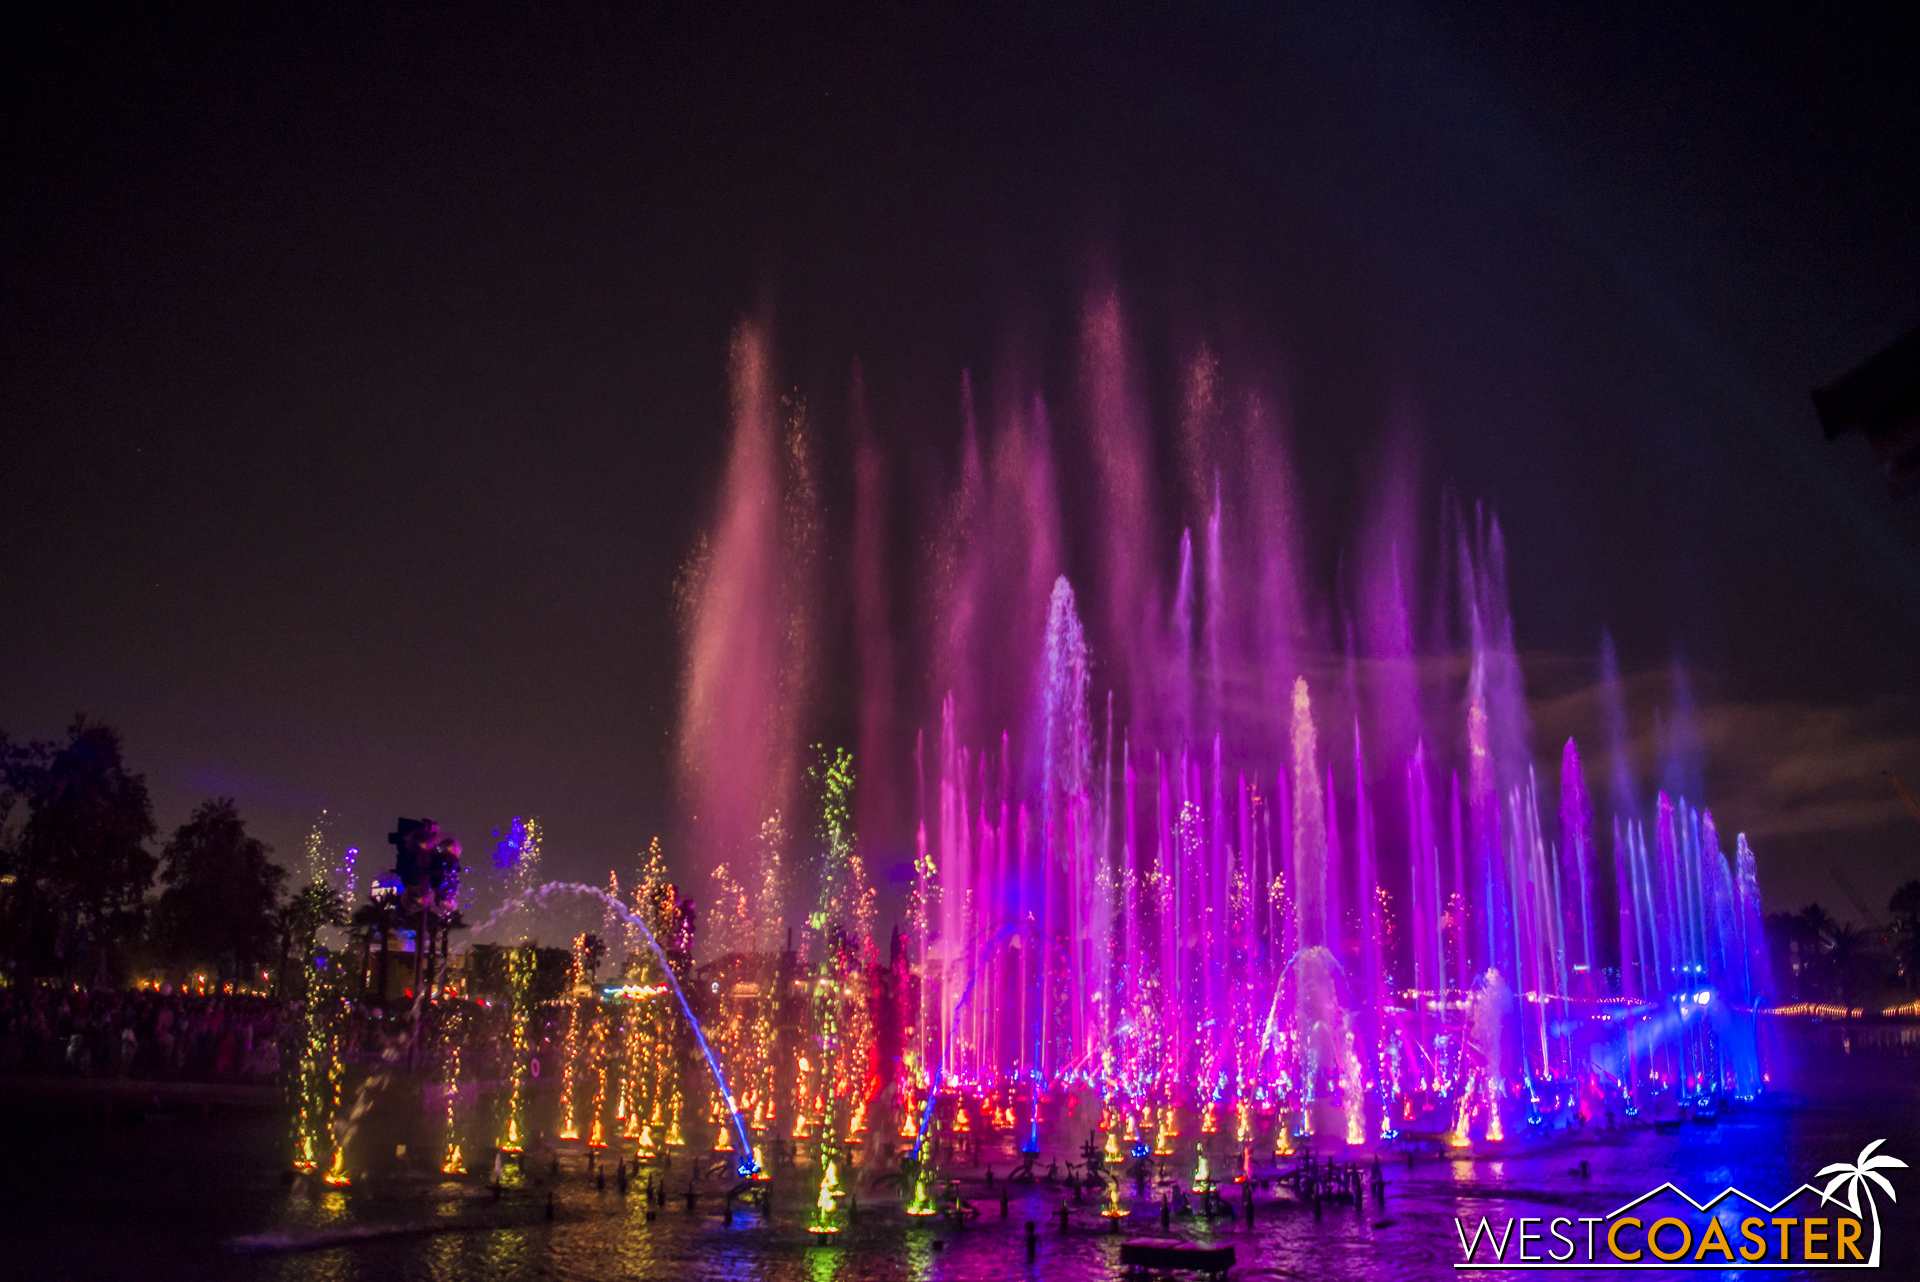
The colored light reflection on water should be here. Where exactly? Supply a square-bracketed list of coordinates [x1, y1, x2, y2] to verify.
[6, 1038, 1918, 1281]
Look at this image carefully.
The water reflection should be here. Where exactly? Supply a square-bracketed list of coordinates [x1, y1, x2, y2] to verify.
[2, 1043, 1916, 1280]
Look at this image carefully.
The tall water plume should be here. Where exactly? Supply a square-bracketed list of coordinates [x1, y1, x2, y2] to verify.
[679, 322, 817, 873]
[849, 369, 898, 851]
[1559, 740, 1596, 990]
[1597, 629, 1638, 820]
[1359, 414, 1425, 772]
[668, 300, 1778, 1157]
[1082, 292, 1157, 727]
[1241, 392, 1304, 748]
[1290, 679, 1328, 950]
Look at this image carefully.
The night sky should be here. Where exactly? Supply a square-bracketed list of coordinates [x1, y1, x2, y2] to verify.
[4, 4, 1918, 922]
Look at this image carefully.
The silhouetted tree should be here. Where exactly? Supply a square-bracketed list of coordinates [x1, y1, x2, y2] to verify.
[1798, 902, 1837, 943]
[464, 943, 511, 1001]
[579, 932, 607, 981]
[1766, 906, 1819, 999]
[152, 798, 285, 984]
[276, 878, 347, 994]
[1824, 923, 1880, 1007]
[1795, 903, 1840, 999]
[0, 718, 157, 981]
[281, 879, 347, 958]
[0, 730, 15, 821]
[349, 898, 406, 999]
[1889, 880, 1920, 990]
[531, 946, 574, 1005]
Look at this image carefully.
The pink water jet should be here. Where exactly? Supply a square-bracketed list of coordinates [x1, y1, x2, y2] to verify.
[675, 300, 1773, 1150]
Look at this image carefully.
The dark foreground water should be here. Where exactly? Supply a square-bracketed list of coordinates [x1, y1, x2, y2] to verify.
[5, 1039, 1918, 1281]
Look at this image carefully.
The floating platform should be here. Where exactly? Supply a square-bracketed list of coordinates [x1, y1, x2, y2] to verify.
[1119, 1239, 1236, 1276]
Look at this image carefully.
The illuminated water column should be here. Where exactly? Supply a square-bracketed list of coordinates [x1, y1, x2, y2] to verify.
[811, 965, 841, 1163]
[442, 1039, 466, 1174]
[1407, 744, 1443, 1091]
[500, 943, 537, 1153]
[809, 1159, 847, 1234]
[558, 935, 587, 1140]
[292, 955, 344, 1174]
[1465, 691, 1511, 1139]
[1732, 833, 1772, 1094]
[588, 1013, 610, 1148]
[1360, 732, 1402, 1134]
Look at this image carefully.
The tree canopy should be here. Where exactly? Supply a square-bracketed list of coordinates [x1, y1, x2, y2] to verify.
[0, 717, 157, 979]
[280, 878, 347, 961]
[152, 797, 286, 980]
[1890, 880, 1920, 989]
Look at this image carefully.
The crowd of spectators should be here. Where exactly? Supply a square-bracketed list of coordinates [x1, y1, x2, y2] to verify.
[0, 983, 288, 1083]
[0, 979, 568, 1092]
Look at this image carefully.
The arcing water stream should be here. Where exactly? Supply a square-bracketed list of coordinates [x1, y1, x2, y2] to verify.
[468, 882, 760, 1171]
[290, 310, 1774, 1207]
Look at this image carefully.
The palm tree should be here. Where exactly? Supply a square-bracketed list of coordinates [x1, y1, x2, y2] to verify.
[349, 899, 404, 999]
[1823, 924, 1877, 1006]
[276, 879, 348, 996]
[1817, 1138, 1907, 1266]
[1889, 881, 1920, 989]
[1793, 903, 1840, 998]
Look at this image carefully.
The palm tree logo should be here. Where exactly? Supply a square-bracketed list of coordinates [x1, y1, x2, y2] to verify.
[1817, 1138, 1907, 1266]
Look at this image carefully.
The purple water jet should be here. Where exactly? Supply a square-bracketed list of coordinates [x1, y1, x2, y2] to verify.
[673, 303, 1776, 1156]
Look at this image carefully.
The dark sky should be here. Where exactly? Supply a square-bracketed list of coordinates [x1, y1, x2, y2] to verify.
[4, 3, 1918, 920]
